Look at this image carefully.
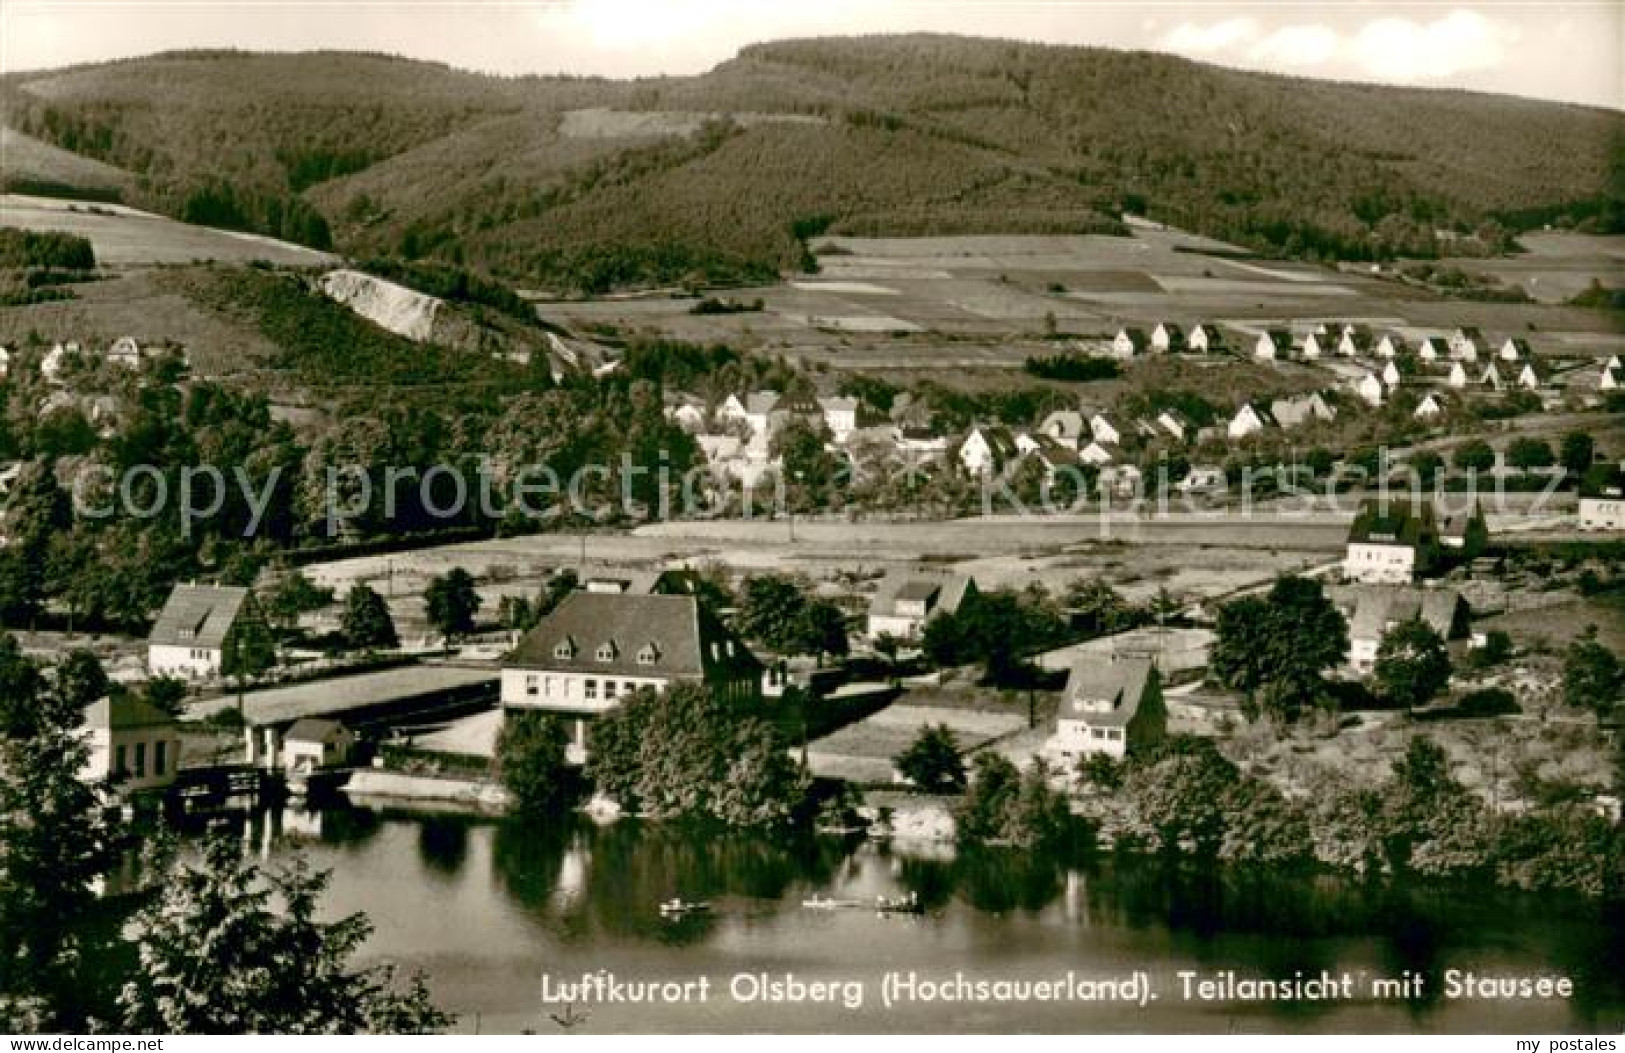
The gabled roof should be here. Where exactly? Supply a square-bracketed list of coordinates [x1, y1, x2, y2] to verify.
[1115, 327, 1148, 345]
[1270, 392, 1334, 428]
[1038, 409, 1087, 439]
[744, 391, 781, 415]
[964, 425, 1019, 458]
[817, 396, 859, 414]
[505, 592, 760, 679]
[83, 695, 175, 731]
[286, 717, 350, 744]
[1335, 585, 1467, 642]
[870, 571, 976, 620]
[148, 584, 248, 649]
[1347, 499, 1437, 547]
[1061, 656, 1158, 728]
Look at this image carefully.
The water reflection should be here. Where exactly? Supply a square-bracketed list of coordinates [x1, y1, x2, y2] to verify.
[155, 800, 1625, 1032]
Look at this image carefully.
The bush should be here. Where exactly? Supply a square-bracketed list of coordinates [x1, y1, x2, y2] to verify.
[1456, 687, 1520, 718]
[894, 724, 966, 793]
[495, 711, 572, 814]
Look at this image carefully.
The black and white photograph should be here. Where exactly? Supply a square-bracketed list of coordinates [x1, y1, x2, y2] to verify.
[0, 0, 1621, 1038]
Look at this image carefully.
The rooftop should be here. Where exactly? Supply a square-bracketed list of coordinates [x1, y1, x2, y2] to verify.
[148, 584, 248, 649]
[506, 592, 760, 679]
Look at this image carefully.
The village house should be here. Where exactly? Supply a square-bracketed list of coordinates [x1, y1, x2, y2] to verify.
[1480, 362, 1505, 391]
[1100, 463, 1144, 498]
[1088, 412, 1122, 446]
[1517, 363, 1541, 390]
[40, 342, 74, 383]
[107, 336, 142, 369]
[1603, 364, 1620, 392]
[1037, 409, 1088, 450]
[718, 391, 781, 437]
[1382, 360, 1403, 389]
[81, 696, 182, 794]
[282, 718, 357, 774]
[148, 583, 249, 680]
[866, 571, 978, 641]
[897, 426, 950, 459]
[959, 425, 1019, 477]
[1156, 409, 1191, 444]
[1227, 403, 1272, 440]
[1253, 329, 1293, 361]
[1078, 440, 1114, 467]
[1111, 327, 1149, 358]
[1414, 392, 1447, 419]
[1187, 324, 1222, 353]
[1338, 325, 1372, 357]
[1300, 331, 1336, 359]
[817, 396, 860, 442]
[1270, 391, 1336, 430]
[1178, 465, 1227, 496]
[1343, 499, 1441, 584]
[1045, 656, 1165, 762]
[1151, 323, 1185, 353]
[1334, 586, 1470, 670]
[1579, 464, 1625, 532]
[1417, 336, 1449, 363]
[1376, 333, 1407, 359]
[1451, 327, 1484, 361]
[1500, 337, 1532, 362]
[1355, 372, 1385, 407]
[502, 592, 762, 762]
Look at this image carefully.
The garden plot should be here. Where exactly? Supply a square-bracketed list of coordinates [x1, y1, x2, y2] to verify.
[805, 703, 1025, 783]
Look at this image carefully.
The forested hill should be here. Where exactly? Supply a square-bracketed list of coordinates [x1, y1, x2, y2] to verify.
[2, 35, 1620, 293]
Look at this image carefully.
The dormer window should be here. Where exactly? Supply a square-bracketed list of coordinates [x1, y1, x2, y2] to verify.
[553, 636, 577, 661]
[636, 643, 661, 665]
[596, 639, 619, 662]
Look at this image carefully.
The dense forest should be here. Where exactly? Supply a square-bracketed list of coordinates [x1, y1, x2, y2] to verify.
[2, 36, 1621, 292]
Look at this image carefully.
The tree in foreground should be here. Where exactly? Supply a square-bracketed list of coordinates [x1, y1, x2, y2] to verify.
[423, 568, 481, 642]
[495, 711, 572, 815]
[0, 636, 118, 1030]
[1209, 576, 1348, 725]
[1562, 629, 1622, 717]
[119, 837, 451, 1034]
[1373, 615, 1453, 713]
[894, 724, 966, 794]
[341, 584, 398, 652]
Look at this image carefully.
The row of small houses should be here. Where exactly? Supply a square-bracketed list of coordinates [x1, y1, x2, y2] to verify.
[0, 337, 157, 383]
[1110, 321, 1540, 366]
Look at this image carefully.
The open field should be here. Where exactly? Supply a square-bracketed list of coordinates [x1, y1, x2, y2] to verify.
[540, 231, 1624, 383]
[0, 194, 336, 267]
[0, 127, 133, 197]
[1437, 231, 1625, 305]
[805, 702, 1026, 783]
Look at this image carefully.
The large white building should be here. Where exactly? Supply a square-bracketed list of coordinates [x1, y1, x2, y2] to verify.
[501, 592, 762, 762]
[1343, 500, 1441, 585]
[147, 583, 249, 680]
[1579, 465, 1625, 532]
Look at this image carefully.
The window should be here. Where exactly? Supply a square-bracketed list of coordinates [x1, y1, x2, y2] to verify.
[596, 640, 618, 661]
[525, 674, 539, 697]
[605, 680, 618, 699]
[115, 745, 127, 776]
[154, 741, 167, 776]
[585, 679, 598, 700]
[637, 643, 660, 665]
[554, 636, 577, 661]
[134, 743, 146, 778]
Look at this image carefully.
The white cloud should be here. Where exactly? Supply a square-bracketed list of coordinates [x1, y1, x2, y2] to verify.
[1248, 24, 1341, 67]
[1159, 18, 1260, 55]
[1350, 9, 1517, 81]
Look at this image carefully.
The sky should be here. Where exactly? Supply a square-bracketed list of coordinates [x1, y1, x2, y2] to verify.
[2, 1, 1620, 110]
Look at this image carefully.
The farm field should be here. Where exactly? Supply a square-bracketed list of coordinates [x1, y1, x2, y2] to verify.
[0, 193, 336, 267]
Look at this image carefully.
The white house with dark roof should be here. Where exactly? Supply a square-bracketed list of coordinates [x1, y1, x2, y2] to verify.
[1451, 327, 1484, 361]
[1447, 362, 1468, 389]
[718, 391, 780, 437]
[1253, 329, 1293, 361]
[1338, 325, 1372, 357]
[1500, 338, 1532, 362]
[82, 696, 182, 793]
[1417, 336, 1449, 363]
[1151, 323, 1185, 353]
[1088, 413, 1121, 446]
[959, 425, 1019, 477]
[817, 396, 859, 442]
[1517, 363, 1541, 390]
[107, 336, 142, 369]
[1376, 333, 1407, 359]
[1156, 409, 1191, 443]
[1187, 324, 1222, 353]
[147, 583, 249, 679]
[1414, 392, 1447, 419]
[1382, 360, 1403, 389]
[1045, 656, 1165, 762]
[1343, 499, 1440, 584]
[502, 592, 762, 762]
[1301, 332, 1336, 359]
[1603, 364, 1620, 392]
[1480, 361, 1505, 391]
[1111, 327, 1148, 358]
[866, 571, 978, 641]
[1355, 372, 1385, 407]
